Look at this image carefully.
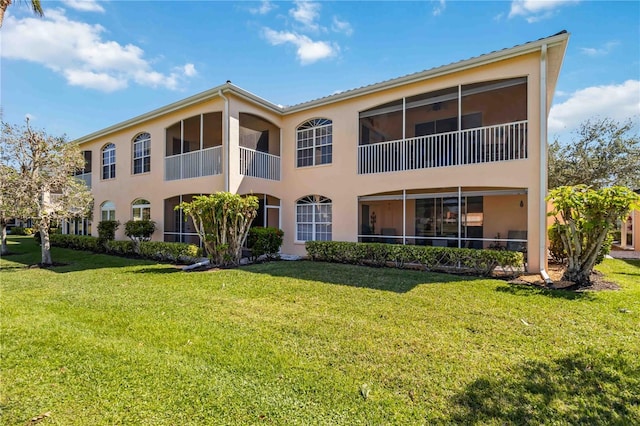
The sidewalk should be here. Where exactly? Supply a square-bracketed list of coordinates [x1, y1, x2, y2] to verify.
[609, 249, 640, 260]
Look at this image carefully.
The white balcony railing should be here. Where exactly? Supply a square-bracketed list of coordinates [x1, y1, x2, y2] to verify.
[75, 172, 92, 188]
[358, 121, 527, 174]
[239, 146, 280, 181]
[165, 146, 222, 181]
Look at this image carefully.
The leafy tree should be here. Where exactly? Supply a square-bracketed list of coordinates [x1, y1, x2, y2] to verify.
[178, 192, 258, 267]
[0, 0, 43, 28]
[1, 120, 93, 265]
[547, 185, 640, 286]
[548, 118, 640, 189]
[0, 164, 19, 255]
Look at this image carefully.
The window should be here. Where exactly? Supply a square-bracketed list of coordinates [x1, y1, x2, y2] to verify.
[296, 118, 332, 167]
[132, 199, 151, 221]
[296, 195, 332, 241]
[133, 132, 151, 174]
[100, 201, 116, 221]
[102, 143, 116, 179]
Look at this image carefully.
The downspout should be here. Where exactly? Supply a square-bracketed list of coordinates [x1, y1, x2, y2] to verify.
[539, 44, 552, 284]
[218, 89, 230, 192]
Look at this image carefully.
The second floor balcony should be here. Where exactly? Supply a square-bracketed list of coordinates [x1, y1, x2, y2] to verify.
[358, 76, 528, 175]
[358, 120, 527, 174]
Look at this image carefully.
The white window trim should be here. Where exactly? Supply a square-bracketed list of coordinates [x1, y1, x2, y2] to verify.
[296, 118, 333, 168]
[132, 133, 151, 174]
[132, 199, 151, 221]
[102, 143, 116, 180]
[295, 195, 332, 242]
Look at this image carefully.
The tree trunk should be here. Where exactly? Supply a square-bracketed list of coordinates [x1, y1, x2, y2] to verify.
[40, 221, 52, 266]
[1, 219, 8, 256]
[562, 266, 591, 287]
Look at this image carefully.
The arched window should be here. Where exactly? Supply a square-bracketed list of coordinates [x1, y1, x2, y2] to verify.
[296, 195, 332, 242]
[132, 132, 151, 174]
[296, 118, 332, 167]
[100, 201, 116, 221]
[102, 143, 116, 179]
[132, 199, 151, 221]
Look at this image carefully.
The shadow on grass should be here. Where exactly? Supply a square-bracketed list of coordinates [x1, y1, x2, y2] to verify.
[243, 260, 483, 293]
[495, 283, 595, 301]
[448, 349, 640, 425]
[133, 266, 181, 274]
[1, 236, 156, 274]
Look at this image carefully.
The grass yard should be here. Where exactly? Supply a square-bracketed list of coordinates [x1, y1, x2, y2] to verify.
[1, 236, 639, 425]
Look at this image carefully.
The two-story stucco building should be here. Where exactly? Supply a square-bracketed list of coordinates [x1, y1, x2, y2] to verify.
[67, 31, 569, 273]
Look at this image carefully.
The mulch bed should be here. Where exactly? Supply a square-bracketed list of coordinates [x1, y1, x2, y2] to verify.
[509, 263, 620, 292]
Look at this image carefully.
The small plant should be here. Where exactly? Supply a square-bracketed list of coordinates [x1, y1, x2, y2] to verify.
[124, 220, 156, 242]
[97, 220, 120, 247]
[247, 227, 284, 261]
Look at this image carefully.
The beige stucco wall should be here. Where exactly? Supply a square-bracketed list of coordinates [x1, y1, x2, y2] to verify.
[76, 40, 567, 273]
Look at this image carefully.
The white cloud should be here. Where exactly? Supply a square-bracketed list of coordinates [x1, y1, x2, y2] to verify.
[508, 0, 580, 22]
[249, 1, 275, 15]
[61, 0, 105, 13]
[580, 41, 619, 56]
[290, 1, 321, 32]
[432, 0, 446, 16]
[331, 16, 353, 36]
[263, 28, 337, 65]
[1, 9, 195, 92]
[549, 80, 640, 134]
[182, 63, 197, 77]
[64, 69, 128, 91]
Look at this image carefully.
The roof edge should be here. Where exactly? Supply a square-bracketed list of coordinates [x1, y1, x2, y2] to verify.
[283, 31, 569, 113]
[72, 31, 569, 145]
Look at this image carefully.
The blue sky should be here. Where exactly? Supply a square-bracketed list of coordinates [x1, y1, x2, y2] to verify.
[1, 0, 639, 141]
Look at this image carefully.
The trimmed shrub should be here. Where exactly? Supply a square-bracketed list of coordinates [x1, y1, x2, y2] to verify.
[124, 220, 156, 242]
[97, 220, 120, 245]
[139, 241, 201, 264]
[49, 234, 99, 252]
[247, 227, 284, 260]
[49, 233, 200, 264]
[104, 240, 136, 256]
[305, 241, 524, 277]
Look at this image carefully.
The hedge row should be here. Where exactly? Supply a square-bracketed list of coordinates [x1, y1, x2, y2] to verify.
[49, 234, 201, 264]
[305, 241, 524, 277]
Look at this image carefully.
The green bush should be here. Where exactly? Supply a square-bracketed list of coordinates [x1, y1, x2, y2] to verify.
[49, 233, 200, 264]
[124, 220, 156, 242]
[11, 226, 33, 236]
[247, 227, 284, 260]
[305, 241, 524, 277]
[97, 220, 120, 245]
[139, 241, 201, 264]
[104, 240, 136, 256]
[49, 234, 99, 252]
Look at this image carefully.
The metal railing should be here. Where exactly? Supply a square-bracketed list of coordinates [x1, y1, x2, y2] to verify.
[358, 121, 528, 174]
[165, 146, 222, 181]
[239, 146, 280, 181]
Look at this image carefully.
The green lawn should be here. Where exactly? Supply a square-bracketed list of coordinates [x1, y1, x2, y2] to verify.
[1, 236, 639, 425]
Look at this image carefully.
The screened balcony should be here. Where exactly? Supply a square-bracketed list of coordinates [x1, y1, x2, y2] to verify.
[358, 78, 528, 174]
[358, 188, 528, 252]
[239, 113, 281, 181]
[165, 112, 223, 181]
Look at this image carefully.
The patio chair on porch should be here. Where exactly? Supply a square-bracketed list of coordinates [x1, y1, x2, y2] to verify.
[506, 230, 527, 252]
